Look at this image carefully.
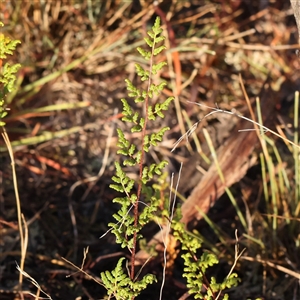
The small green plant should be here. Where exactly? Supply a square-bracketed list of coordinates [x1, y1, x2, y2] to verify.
[0, 22, 21, 127]
[101, 17, 173, 299]
[172, 218, 241, 299]
[100, 17, 241, 300]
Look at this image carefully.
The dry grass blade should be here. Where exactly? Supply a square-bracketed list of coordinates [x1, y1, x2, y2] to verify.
[1, 130, 26, 290]
[293, 92, 300, 215]
[291, 0, 300, 43]
[0, 126, 86, 152]
[241, 256, 300, 280]
[16, 264, 52, 300]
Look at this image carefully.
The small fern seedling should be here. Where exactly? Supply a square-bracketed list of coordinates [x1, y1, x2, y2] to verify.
[101, 17, 173, 299]
[172, 216, 241, 300]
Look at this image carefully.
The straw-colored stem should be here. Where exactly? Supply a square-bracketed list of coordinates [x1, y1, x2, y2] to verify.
[2, 130, 26, 288]
[294, 92, 299, 215]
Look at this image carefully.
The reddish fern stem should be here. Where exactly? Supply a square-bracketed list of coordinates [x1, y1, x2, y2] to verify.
[130, 40, 156, 281]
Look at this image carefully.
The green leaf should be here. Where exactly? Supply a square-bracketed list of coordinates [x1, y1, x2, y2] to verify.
[144, 37, 153, 47]
[0, 31, 21, 59]
[154, 45, 166, 56]
[152, 62, 167, 75]
[124, 158, 137, 166]
[121, 98, 133, 117]
[110, 183, 124, 193]
[137, 47, 151, 60]
[132, 124, 142, 132]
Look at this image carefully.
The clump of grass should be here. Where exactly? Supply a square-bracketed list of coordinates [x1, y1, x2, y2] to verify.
[177, 77, 300, 298]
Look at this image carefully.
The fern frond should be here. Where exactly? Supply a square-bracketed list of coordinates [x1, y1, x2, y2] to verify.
[106, 16, 173, 298]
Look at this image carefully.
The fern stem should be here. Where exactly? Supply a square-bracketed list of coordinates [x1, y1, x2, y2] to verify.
[130, 28, 157, 282]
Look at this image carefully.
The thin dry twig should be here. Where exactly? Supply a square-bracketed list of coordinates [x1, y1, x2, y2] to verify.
[16, 264, 52, 300]
[159, 163, 183, 300]
[241, 256, 300, 280]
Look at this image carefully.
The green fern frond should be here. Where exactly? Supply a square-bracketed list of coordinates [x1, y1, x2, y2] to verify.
[0, 25, 21, 59]
[105, 16, 173, 298]
[0, 23, 21, 127]
[173, 220, 240, 299]
[110, 161, 135, 193]
[101, 260, 157, 300]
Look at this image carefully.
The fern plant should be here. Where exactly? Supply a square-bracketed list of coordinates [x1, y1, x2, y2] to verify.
[101, 17, 173, 299]
[101, 17, 241, 300]
[172, 217, 241, 300]
[0, 22, 21, 127]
